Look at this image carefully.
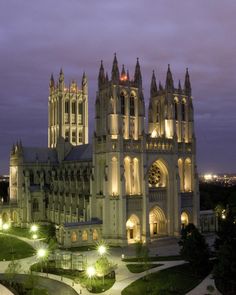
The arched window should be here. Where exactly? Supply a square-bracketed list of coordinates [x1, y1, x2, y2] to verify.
[124, 157, 132, 195]
[71, 231, 77, 242]
[182, 102, 186, 121]
[174, 101, 178, 120]
[78, 103, 83, 124]
[65, 101, 69, 113]
[32, 199, 39, 212]
[156, 104, 159, 123]
[82, 230, 88, 241]
[72, 102, 76, 114]
[93, 229, 98, 240]
[29, 171, 34, 185]
[111, 157, 118, 195]
[130, 94, 135, 116]
[120, 92, 125, 115]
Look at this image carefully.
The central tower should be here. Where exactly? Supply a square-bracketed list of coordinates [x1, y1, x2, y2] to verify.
[91, 55, 145, 243]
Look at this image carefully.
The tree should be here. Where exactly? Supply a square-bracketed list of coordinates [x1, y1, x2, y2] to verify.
[95, 256, 111, 285]
[213, 210, 236, 294]
[179, 223, 210, 275]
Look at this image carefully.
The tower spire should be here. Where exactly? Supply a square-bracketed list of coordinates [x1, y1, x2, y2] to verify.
[111, 53, 120, 82]
[184, 68, 191, 96]
[49, 73, 55, 89]
[98, 60, 105, 88]
[165, 64, 174, 91]
[134, 57, 142, 88]
[178, 80, 182, 93]
[150, 70, 157, 96]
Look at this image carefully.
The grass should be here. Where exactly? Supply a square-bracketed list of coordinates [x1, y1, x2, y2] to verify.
[122, 263, 210, 295]
[0, 234, 35, 260]
[6, 224, 53, 240]
[123, 255, 182, 262]
[30, 261, 115, 293]
[126, 263, 163, 273]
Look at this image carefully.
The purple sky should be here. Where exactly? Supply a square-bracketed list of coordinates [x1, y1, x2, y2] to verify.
[0, 0, 236, 174]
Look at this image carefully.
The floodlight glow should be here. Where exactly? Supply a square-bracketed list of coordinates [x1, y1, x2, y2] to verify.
[37, 248, 47, 258]
[32, 234, 38, 240]
[2, 223, 10, 230]
[86, 266, 96, 278]
[98, 245, 106, 256]
[30, 224, 38, 232]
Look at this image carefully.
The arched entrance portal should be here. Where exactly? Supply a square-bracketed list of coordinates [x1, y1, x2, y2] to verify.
[149, 206, 167, 238]
[126, 214, 140, 243]
[181, 211, 189, 229]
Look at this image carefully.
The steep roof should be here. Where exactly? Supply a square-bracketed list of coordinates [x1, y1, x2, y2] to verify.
[22, 147, 58, 163]
[64, 144, 92, 162]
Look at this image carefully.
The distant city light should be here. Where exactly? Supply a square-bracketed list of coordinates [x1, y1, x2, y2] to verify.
[204, 174, 213, 181]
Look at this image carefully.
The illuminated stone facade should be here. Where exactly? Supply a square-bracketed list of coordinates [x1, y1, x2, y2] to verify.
[8, 56, 199, 247]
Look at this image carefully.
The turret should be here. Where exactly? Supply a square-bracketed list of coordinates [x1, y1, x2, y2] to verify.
[111, 53, 119, 83]
[82, 72, 88, 95]
[165, 64, 174, 92]
[184, 68, 191, 96]
[58, 68, 64, 91]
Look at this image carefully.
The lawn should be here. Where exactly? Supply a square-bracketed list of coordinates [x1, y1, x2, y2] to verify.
[123, 255, 182, 262]
[30, 261, 115, 293]
[0, 235, 35, 260]
[126, 263, 163, 273]
[122, 263, 209, 295]
[7, 224, 54, 240]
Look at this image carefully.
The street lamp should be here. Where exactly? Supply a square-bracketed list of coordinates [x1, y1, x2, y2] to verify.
[37, 248, 47, 258]
[32, 234, 38, 240]
[98, 245, 107, 256]
[86, 266, 96, 278]
[2, 223, 10, 231]
[86, 266, 96, 290]
[37, 247, 47, 273]
[30, 224, 38, 233]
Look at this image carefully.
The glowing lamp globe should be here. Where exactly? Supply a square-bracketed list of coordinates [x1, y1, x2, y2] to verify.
[2, 223, 10, 230]
[86, 266, 96, 278]
[32, 234, 38, 240]
[31, 224, 38, 232]
[98, 245, 106, 255]
[37, 248, 46, 258]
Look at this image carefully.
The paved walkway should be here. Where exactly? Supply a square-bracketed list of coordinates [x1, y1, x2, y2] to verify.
[0, 284, 14, 295]
[187, 274, 221, 295]
[0, 233, 222, 295]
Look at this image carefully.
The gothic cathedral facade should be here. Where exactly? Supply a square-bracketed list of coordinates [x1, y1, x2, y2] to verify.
[7, 55, 199, 247]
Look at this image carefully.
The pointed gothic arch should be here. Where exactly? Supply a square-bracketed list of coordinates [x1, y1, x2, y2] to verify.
[126, 214, 140, 243]
[149, 206, 167, 237]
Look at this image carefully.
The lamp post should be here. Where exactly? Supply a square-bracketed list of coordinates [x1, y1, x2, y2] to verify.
[37, 248, 47, 272]
[86, 266, 95, 291]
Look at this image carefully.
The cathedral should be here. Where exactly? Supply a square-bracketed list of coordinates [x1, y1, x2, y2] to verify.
[6, 55, 199, 247]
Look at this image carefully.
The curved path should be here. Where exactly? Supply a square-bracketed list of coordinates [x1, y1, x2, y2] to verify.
[0, 234, 222, 295]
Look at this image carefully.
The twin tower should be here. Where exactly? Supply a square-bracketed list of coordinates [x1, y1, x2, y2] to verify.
[48, 55, 198, 243]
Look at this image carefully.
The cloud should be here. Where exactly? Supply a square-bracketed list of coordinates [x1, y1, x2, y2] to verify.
[0, 0, 236, 173]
